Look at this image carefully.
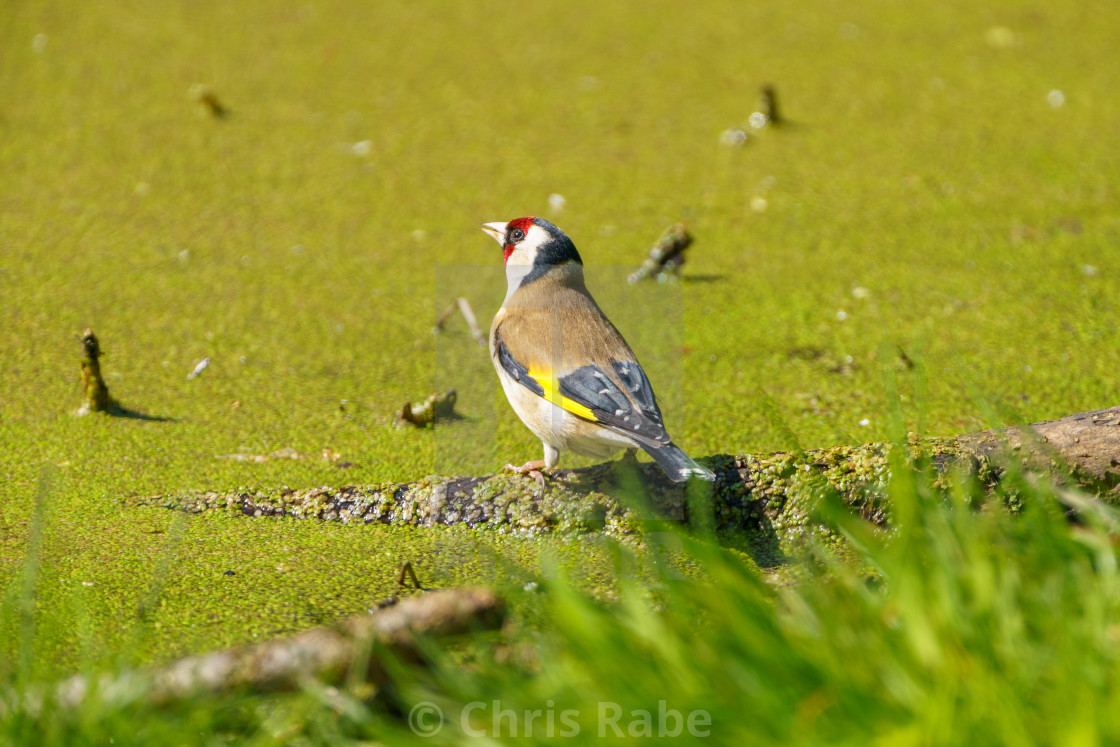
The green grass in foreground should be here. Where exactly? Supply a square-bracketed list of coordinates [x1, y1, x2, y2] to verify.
[3, 462, 1119, 745]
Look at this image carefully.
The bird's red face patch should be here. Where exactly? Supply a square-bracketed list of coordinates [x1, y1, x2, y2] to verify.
[503, 216, 536, 264]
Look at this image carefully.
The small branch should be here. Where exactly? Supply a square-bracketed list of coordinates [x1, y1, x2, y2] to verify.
[627, 224, 693, 284]
[398, 561, 423, 590]
[433, 297, 484, 345]
[76, 328, 117, 415]
[758, 84, 782, 126]
[189, 84, 229, 119]
[73, 329, 172, 421]
[397, 390, 459, 427]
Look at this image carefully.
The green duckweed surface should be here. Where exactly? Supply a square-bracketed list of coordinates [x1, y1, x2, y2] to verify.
[1, 0, 1119, 677]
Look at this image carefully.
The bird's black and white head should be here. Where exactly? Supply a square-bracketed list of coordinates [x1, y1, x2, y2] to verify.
[482, 217, 583, 297]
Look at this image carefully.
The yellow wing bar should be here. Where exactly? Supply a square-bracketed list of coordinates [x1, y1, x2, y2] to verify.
[526, 366, 598, 422]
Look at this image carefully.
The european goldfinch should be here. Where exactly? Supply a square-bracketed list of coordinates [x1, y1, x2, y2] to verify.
[483, 217, 715, 483]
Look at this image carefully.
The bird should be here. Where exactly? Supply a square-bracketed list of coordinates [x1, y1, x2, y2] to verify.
[483, 216, 715, 484]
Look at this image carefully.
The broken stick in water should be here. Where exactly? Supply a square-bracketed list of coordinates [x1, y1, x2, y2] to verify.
[433, 297, 484, 345]
[628, 223, 693, 284]
[76, 328, 118, 415]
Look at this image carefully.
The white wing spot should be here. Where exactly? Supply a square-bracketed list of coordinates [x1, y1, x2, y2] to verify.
[599, 388, 610, 395]
[614, 409, 626, 416]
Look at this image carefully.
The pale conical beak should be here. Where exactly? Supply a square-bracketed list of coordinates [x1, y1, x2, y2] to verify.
[481, 222, 507, 245]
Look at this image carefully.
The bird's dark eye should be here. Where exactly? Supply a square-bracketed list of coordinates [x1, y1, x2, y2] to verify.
[509, 228, 526, 242]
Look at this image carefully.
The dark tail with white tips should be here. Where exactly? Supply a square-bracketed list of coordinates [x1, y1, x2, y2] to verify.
[644, 443, 716, 483]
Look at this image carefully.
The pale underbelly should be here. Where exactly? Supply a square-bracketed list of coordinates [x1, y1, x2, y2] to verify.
[496, 366, 634, 458]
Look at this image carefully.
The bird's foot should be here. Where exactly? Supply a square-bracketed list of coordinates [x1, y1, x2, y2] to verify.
[503, 460, 549, 490]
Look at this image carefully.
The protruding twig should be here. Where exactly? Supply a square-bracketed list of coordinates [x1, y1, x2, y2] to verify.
[77, 328, 117, 415]
[628, 224, 693, 284]
[759, 84, 782, 126]
[398, 561, 423, 590]
[398, 390, 459, 427]
[433, 297, 484, 345]
[897, 347, 914, 370]
[189, 84, 229, 119]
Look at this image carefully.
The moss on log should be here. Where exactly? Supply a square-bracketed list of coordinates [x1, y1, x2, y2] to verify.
[139, 406, 1120, 538]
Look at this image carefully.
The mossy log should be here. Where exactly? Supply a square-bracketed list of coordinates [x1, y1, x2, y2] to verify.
[52, 586, 504, 708]
[142, 406, 1120, 538]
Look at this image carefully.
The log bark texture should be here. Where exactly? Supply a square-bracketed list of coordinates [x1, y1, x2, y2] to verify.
[955, 406, 1120, 494]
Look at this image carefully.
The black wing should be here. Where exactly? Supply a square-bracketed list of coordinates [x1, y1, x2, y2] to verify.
[494, 330, 670, 449]
[556, 361, 670, 448]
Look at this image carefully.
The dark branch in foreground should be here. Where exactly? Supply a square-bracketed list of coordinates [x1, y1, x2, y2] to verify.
[138, 406, 1120, 537]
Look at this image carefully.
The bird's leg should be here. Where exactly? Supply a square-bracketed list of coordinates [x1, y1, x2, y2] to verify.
[620, 448, 639, 464]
